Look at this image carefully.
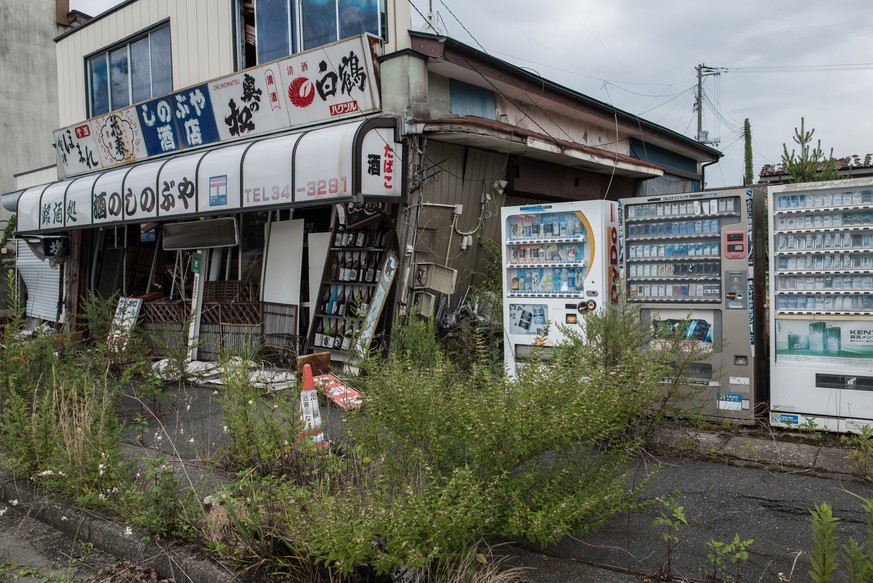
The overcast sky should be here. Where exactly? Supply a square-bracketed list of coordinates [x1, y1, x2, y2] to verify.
[71, 0, 873, 189]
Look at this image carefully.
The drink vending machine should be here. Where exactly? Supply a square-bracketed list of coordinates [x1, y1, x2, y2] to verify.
[621, 188, 767, 422]
[768, 178, 873, 432]
[501, 200, 620, 376]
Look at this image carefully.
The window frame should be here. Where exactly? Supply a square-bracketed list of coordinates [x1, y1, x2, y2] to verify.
[247, 0, 385, 67]
[86, 21, 173, 118]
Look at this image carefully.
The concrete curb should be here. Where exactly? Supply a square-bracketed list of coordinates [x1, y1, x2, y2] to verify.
[648, 427, 859, 477]
[0, 471, 234, 583]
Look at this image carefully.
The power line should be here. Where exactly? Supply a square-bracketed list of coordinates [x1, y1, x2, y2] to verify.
[724, 63, 873, 73]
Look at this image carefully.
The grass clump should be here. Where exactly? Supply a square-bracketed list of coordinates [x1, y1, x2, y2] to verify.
[201, 300, 676, 579]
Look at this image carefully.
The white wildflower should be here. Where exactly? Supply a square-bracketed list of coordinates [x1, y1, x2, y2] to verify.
[124, 526, 133, 537]
[9, 500, 18, 507]
[0, 507, 6, 516]
[222, 425, 229, 434]
[61, 515, 68, 521]
[187, 437, 195, 444]
[98, 463, 106, 476]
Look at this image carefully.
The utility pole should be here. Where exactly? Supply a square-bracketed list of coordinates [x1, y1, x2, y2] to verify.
[695, 64, 724, 145]
[743, 118, 753, 186]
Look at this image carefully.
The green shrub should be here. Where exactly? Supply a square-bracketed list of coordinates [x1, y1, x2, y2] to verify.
[218, 348, 310, 475]
[209, 302, 669, 576]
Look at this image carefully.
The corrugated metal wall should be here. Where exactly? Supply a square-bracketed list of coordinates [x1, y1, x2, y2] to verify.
[56, 0, 235, 126]
[17, 240, 61, 322]
[414, 140, 509, 298]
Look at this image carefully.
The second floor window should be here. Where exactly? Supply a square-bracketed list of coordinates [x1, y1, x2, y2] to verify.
[87, 23, 172, 117]
[247, 0, 384, 67]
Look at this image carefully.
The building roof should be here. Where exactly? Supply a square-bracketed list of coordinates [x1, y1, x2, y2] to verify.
[407, 31, 722, 165]
[421, 116, 664, 179]
[758, 153, 873, 183]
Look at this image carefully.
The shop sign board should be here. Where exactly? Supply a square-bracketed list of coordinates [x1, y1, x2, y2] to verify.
[53, 35, 381, 180]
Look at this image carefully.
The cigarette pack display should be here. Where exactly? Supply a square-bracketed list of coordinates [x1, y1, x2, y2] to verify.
[769, 179, 873, 432]
[623, 187, 766, 425]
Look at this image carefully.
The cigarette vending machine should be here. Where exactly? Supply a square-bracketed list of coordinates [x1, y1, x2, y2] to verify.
[768, 178, 873, 432]
[621, 188, 767, 423]
[501, 200, 619, 376]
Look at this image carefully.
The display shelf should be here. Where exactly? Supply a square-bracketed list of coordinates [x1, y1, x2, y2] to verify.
[774, 205, 873, 215]
[628, 255, 722, 262]
[628, 296, 721, 303]
[775, 290, 873, 295]
[625, 210, 739, 224]
[508, 291, 585, 299]
[508, 261, 586, 269]
[774, 190, 873, 210]
[776, 268, 873, 276]
[774, 248, 873, 256]
[628, 276, 720, 282]
[625, 196, 740, 219]
[775, 225, 873, 234]
[308, 205, 394, 357]
[627, 233, 721, 241]
[506, 235, 586, 245]
[325, 280, 377, 286]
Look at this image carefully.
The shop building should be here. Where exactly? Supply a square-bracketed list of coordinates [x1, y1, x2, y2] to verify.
[2, 0, 720, 364]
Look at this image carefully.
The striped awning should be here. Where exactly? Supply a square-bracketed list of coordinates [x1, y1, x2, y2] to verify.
[7, 117, 404, 236]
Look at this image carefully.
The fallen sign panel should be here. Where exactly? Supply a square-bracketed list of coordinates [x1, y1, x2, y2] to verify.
[313, 373, 362, 409]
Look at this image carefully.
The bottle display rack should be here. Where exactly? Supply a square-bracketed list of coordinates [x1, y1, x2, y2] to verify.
[309, 214, 391, 354]
[505, 211, 588, 298]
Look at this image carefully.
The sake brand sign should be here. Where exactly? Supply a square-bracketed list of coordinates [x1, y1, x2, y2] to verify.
[54, 35, 381, 178]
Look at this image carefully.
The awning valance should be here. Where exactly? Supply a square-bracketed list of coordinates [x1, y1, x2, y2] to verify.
[11, 117, 404, 235]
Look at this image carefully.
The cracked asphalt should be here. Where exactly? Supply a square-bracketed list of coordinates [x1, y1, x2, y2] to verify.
[512, 456, 873, 582]
[3, 384, 873, 582]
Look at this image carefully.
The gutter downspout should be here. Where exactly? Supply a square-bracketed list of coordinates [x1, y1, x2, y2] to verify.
[700, 159, 719, 191]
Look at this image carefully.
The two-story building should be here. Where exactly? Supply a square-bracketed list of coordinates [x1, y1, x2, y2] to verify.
[2, 0, 720, 364]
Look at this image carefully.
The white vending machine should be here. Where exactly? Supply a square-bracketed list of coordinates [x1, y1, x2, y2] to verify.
[768, 178, 873, 432]
[501, 200, 620, 376]
[621, 188, 767, 423]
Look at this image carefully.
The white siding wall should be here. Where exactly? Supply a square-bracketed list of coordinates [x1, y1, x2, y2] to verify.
[494, 94, 627, 156]
[56, 0, 235, 126]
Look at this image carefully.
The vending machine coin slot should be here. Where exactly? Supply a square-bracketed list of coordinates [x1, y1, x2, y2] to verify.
[725, 270, 746, 309]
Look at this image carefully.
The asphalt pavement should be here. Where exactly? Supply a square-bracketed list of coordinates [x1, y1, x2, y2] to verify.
[1, 382, 872, 582]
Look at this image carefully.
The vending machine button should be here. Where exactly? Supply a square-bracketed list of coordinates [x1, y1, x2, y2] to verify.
[586, 299, 597, 311]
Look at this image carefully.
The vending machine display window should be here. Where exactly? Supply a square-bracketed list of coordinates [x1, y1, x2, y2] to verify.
[505, 211, 589, 298]
[624, 196, 741, 302]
